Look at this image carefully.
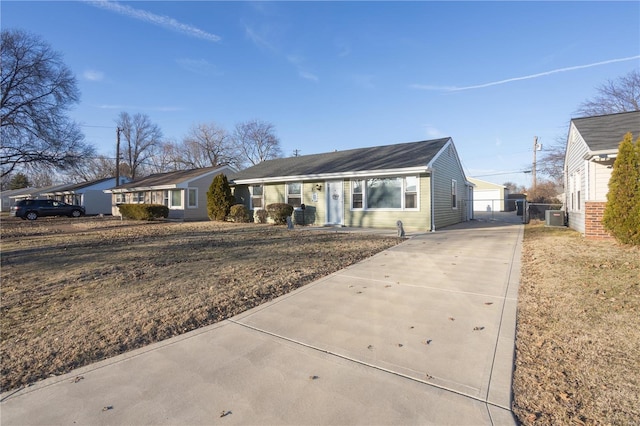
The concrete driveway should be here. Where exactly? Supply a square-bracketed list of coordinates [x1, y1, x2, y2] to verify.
[1, 216, 523, 425]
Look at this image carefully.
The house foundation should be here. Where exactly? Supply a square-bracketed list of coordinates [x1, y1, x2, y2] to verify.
[584, 201, 612, 239]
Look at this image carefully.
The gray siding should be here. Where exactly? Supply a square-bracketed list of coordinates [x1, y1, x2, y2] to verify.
[431, 143, 468, 229]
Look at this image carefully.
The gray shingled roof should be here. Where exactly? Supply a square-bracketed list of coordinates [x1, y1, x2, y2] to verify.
[43, 177, 114, 193]
[111, 166, 234, 190]
[573, 111, 640, 152]
[231, 138, 451, 182]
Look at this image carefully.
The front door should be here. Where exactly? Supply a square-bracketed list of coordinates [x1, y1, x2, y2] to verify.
[326, 180, 343, 226]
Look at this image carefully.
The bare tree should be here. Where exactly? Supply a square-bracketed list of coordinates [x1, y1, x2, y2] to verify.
[117, 112, 162, 180]
[181, 122, 239, 169]
[146, 140, 184, 174]
[71, 155, 117, 182]
[233, 119, 283, 167]
[503, 181, 526, 193]
[576, 69, 640, 117]
[537, 135, 567, 186]
[1, 29, 94, 177]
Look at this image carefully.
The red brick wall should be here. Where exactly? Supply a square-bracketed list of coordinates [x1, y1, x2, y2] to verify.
[585, 201, 612, 239]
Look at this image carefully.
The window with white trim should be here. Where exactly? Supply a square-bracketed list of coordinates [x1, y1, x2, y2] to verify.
[115, 193, 125, 204]
[286, 182, 302, 207]
[187, 188, 197, 208]
[350, 176, 418, 210]
[352, 180, 364, 209]
[405, 176, 417, 209]
[163, 191, 169, 206]
[575, 173, 581, 211]
[133, 192, 144, 203]
[170, 190, 182, 208]
[451, 180, 458, 209]
[251, 185, 263, 208]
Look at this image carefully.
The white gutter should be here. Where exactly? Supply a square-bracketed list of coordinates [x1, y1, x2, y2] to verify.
[232, 166, 430, 185]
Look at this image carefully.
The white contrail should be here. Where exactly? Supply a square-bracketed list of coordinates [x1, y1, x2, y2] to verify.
[411, 55, 640, 91]
[85, 0, 221, 42]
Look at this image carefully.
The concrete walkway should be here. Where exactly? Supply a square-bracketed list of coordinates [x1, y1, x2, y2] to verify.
[1, 217, 523, 425]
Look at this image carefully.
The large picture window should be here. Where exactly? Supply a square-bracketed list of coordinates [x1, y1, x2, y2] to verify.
[351, 176, 418, 210]
[287, 182, 302, 207]
[367, 177, 402, 209]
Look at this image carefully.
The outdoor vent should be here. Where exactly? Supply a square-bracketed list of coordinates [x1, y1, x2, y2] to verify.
[545, 210, 565, 227]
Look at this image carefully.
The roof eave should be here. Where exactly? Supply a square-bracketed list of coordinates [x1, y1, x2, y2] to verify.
[232, 166, 431, 185]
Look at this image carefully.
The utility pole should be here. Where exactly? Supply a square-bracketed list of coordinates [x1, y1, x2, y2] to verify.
[293, 149, 301, 157]
[116, 127, 121, 185]
[532, 136, 541, 193]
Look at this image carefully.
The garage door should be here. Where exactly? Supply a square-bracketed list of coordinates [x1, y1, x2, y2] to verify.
[473, 189, 502, 212]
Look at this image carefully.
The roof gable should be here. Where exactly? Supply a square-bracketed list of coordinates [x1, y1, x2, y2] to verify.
[572, 111, 640, 152]
[232, 138, 451, 182]
[111, 166, 234, 191]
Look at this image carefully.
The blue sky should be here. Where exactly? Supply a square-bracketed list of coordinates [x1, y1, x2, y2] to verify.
[3, 1, 639, 187]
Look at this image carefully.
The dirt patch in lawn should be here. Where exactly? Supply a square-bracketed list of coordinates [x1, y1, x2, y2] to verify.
[0, 217, 401, 392]
[513, 222, 640, 425]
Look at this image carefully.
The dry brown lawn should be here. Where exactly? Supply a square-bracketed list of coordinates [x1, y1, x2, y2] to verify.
[0, 217, 400, 393]
[514, 222, 640, 425]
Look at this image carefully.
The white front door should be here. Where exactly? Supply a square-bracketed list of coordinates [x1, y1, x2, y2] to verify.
[326, 180, 343, 226]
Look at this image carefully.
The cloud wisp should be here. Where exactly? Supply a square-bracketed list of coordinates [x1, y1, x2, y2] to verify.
[85, 0, 221, 42]
[97, 104, 183, 112]
[411, 55, 640, 92]
[83, 70, 105, 81]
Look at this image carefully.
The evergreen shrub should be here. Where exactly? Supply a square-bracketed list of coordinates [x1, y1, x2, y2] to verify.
[255, 209, 268, 224]
[602, 132, 640, 245]
[117, 204, 169, 220]
[229, 204, 250, 223]
[207, 174, 235, 221]
[265, 203, 293, 224]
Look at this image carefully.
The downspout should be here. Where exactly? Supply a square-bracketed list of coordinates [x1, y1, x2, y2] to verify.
[430, 170, 436, 232]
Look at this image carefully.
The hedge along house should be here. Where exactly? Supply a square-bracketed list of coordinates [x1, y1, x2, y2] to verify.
[564, 111, 640, 238]
[231, 138, 473, 232]
[104, 165, 235, 220]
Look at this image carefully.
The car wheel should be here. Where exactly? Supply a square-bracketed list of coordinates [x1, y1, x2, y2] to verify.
[26, 211, 38, 220]
[70, 210, 82, 218]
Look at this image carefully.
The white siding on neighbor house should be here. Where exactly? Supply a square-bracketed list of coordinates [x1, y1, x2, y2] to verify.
[431, 143, 468, 230]
[590, 161, 613, 201]
[565, 123, 589, 234]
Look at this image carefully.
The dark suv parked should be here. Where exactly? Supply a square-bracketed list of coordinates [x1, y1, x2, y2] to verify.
[10, 199, 86, 220]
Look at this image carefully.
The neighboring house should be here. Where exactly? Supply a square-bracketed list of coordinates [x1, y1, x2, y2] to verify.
[1, 187, 37, 212]
[231, 138, 473, 232]
[468, 177, 509, 212]
[564, 110, 640, 238]
[39, 177, 129, 215]
[104, 166, 235, 220]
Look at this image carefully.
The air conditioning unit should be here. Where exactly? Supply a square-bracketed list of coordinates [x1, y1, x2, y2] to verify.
[545, 210, 565, 227]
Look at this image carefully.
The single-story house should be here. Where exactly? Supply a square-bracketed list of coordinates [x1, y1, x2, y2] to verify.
[468, 177, 509, 212]
[231, 138, 473, 232]
[39, 177, 129, 215]
[104, 165, 236, 220]
[564, 110, 640, 238]
[8, 178, 129, 215]
[1, 187, 37, 212]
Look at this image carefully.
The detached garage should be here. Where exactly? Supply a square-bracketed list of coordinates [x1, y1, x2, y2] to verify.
[468, 177, 509, 212]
